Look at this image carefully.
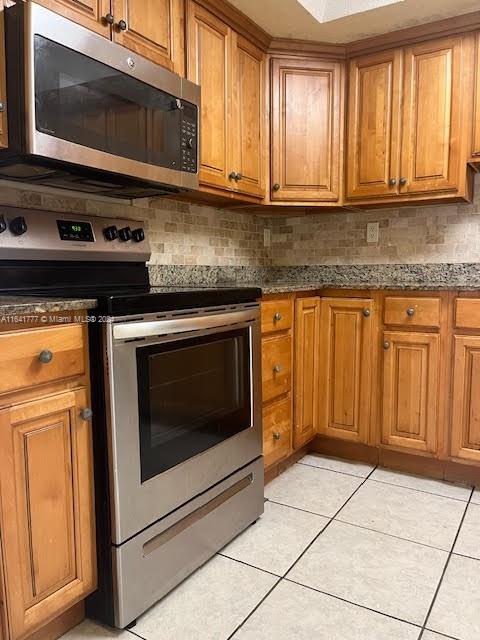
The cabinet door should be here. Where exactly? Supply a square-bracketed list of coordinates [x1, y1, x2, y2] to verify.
[0, 11, 7, 150]
[32, 0, 111, 36]
[400, 36, 464, 194]
[262, 334, 292, 404]
[318, 298, 373, 443]
[0, 390, 96, 640]
[451, 336, 480, 462]
[346, 49, 402, 199]
[263, 395, 292, 469]
[231, 34, 265, 199]
[382, 331, 439, 453]
[472, 33, 480, 160]
[112, 0, 184, 74]
[294, 297, 320, 449]
[187, 1, 232, 191]
[271, 57, 342, 202]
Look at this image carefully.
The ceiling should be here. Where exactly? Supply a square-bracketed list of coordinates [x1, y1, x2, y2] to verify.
[228, 0, 480, 43]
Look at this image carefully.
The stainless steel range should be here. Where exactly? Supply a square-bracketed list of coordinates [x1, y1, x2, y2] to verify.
[0, 205, 264, 628]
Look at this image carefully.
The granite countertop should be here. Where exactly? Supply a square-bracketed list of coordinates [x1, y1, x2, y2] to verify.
[0, 296, 98, 315]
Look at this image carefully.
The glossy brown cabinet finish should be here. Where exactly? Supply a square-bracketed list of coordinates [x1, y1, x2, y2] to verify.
[383, 296, 441, 328]
[262, 334, 292, 404]
[451, 335, 480, 462]
[32, 0, 111, 36]
[270, 57, 343, 202]
[318, 298, 373, 443]
[263, 395, 292, 468]
[471, 32, 480, 161]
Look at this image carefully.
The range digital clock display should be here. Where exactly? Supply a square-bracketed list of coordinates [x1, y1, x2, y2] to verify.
[57, 220, 94, 242]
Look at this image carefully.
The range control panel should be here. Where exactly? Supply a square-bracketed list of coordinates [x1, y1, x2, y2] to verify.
[0, 206, 151, 262]
[180, 102, 198, 174]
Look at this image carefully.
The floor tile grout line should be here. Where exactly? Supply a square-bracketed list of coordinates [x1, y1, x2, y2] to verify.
[418, 486, 475, 639]
[296, 460, 372, 479]
[217, 552, 282, 578]
[126, 628, 147, 640]
[422, 628, 463, 640]
[367, 477, 472, 503]
[225, 577, 282, 640]
[284, 577, 423, 630]
[264, 497, 334, 518]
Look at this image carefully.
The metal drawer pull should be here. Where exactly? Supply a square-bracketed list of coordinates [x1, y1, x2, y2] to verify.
[399, 177, 407, 186]
[104, 12, 114, 24]
[388, 178, 396, 186]
[273, 364, 282, 374]
[80, 408, 93, 421]
[38, 349, 53, 364]
[274, 312, 282, 322]
[383, 341, 390, 350]
[117, 19, 127, 31]
[272, 183, 280, 191]
[363, 308, 370, 317]
[406, 307, 415, 317]
[273, 431, 281, 441]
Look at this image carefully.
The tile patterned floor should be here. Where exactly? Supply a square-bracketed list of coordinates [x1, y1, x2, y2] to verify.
[61, 454, 479, 640]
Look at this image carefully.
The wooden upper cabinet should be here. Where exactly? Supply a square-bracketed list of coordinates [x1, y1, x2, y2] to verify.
[112, 0, 184, 74]
[294, 297, 320, 449]
[0, 10, 7, 150]
[381, 331, 439, 453]
[451, 335, 480, 462]
[270, 57, 343, 202]
[231, 34, 265, 198]
[318, 298, 373, 443]
[471, 32, 480, 161]
[346, 50, 401, 199]
[0, 389, 96, 640]
[187, 1, 232, 191]
[32, 0, 112, 36]
[400, 36, 465, 195]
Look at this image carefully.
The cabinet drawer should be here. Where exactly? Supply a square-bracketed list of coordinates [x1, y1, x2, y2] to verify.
[261, 299, 293, 334]
[455, 298, 480, 329]
[263, 396, 291, 468]
[262, 334, 292, 403]
[384, 296, 441, 328]
[0, 325, 86, 395]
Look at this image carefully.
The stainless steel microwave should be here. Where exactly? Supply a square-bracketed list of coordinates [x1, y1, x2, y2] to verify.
[0, 3, 200, 199]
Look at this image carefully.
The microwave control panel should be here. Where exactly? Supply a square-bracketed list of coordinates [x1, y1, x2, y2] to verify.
[181, 102, 198, 174]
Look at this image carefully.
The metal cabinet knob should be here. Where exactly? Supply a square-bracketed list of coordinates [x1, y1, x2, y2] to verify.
[273, 364, 282, 374]
[117, 19, 127, 30]
[273, 431, 281, 441]
[274, 312, 282, 322]
[80, 408, 93, 422]
[383, 341, 390, 350]
[104, 12, 114, 24]
[272, 183, 280, 191]
[235, 172, 243, 181]
[399, 177, 407, 186]
[0, 102, 5, 113]
[406, 307, 415, 317]
[38, 350, 53, 364]
[363, 308, 370, 317]
[229, 171, 237, 181]
[388, 178, 396, 186]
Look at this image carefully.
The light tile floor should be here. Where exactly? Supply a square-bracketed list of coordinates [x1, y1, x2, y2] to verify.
[61, 454, 479, 640]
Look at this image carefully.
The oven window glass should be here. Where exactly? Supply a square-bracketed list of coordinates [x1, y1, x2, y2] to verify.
[34, 35, 183, 169]
[137, 329, 252, 482]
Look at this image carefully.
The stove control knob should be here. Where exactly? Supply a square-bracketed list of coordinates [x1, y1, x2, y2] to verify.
[103, 225, 118, 241]
[0, 215, 6, 233]
[119, 226, 132, 241]
[9, 216, 27, 236]
[132, 228, 145, 243]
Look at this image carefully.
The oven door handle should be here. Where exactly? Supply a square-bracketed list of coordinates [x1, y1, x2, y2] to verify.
[112, 309, 258, 341]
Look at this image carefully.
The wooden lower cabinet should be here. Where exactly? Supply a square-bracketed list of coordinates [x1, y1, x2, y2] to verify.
[263, 395, 292, 468]
[381, 331, 440, 453]
[318, 298, 373, 443]
[0, 389, 96, 640]
[261, 334, 292, 404]
[451, 335, 480, 462]
[294, 297, 320, 449]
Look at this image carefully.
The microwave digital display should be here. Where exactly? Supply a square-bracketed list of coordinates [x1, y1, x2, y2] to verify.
[57, 219, 94, 242]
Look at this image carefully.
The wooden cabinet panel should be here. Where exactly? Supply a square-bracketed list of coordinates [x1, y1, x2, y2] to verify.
[112, 0, 184, 73]
[318, 298, 373, 443]
[32, 0, 111, 36]
[451, 336, 480, 462]
[294, 298, 320, 449]
[472, 32, 480, 160]
[382, 331, 439, 452]
[0, 325, 86, 396]
[271, 57, 342, 202]
[455, 298, 480, 329]
[0, 390, 96, 640]
[231, 34, 265, 198]
[263, 395, 292, 468]
[400, 36, 463, 194]
[187, 1, 232, 190]
[261, 299, 293, 334]
[262, 334, 292, 403]
[384, 296, 441, 328]
[346, 49, 401, 199]
[0, 11, 7, 150]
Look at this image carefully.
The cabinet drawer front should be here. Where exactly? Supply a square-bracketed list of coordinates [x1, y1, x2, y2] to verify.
[262, 335, 292, 403]
[455, 299, 480, 329]
[384, 296, 440, 327]
[263, 396, 292, 468]
[0, 325, 85, 395]
[261, 299, 293, 334]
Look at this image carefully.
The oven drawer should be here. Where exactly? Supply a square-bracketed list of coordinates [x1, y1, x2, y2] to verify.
[384, 296, 441, 328]
[0, 325, 85, 395]
[112, 458, 264, 628]
[261, 299, 293, 334]
[262, 334, 292, 402]
[263, 395, 292, 468]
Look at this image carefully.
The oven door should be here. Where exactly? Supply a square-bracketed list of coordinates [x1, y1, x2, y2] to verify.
[106, 306, 262, 544]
